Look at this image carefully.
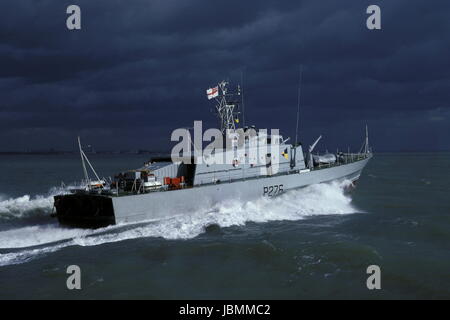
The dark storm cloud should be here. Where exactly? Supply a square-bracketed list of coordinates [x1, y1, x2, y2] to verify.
[0, 0, 449, 151]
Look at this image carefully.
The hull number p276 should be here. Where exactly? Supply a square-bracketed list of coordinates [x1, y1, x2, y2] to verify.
[263, 184, 283, 197]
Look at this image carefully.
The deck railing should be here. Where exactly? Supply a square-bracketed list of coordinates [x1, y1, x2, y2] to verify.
[107, 151, 372, 196]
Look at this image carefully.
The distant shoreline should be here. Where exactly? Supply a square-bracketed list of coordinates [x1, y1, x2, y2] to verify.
[0, 151, 170, 156]
[0, 151, 448, 155]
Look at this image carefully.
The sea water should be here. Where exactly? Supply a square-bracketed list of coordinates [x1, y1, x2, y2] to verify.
[0, 153, 449, 299]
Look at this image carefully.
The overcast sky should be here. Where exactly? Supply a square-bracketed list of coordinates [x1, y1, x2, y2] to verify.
[0, 0, 449, 152]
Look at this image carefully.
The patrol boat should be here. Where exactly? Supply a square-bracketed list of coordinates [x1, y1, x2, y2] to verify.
[53, 81, 372, 228]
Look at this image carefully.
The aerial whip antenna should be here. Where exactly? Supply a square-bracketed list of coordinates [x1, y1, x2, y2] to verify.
[241, 69, 246, 128]
[365, 124, 369, 154]
[295, 65, 303, 146]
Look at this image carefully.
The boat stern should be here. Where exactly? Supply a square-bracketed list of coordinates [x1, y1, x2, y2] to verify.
[53, 193, 116, 228]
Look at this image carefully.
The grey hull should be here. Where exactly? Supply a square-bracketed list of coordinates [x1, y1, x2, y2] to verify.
[112, 156, 371, 224]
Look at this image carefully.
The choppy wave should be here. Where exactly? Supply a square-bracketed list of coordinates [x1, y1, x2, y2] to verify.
[0, 185, 80, 220]
[0, 195, 54, 220]
[0, 180, 359, 267]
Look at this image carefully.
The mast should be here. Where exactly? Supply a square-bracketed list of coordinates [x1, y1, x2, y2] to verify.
[78, 136, 102, 188]
[213, 81, 241, 134]
[78, 136, 89, 184]
[80, 148, 102, 182]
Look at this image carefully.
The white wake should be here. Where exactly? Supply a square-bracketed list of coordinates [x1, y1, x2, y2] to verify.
[0, 180, 359, 267]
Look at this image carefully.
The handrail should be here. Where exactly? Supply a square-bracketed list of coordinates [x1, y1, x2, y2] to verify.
[110, 152, 371, 196]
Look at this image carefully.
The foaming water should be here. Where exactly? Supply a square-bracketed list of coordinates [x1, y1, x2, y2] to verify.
[0, 194, 54, 220]
[0, 184, 79, 220]
[0, 180, 359, 267]
[0, 225, 95, 249]
[213, 180, 356, 227]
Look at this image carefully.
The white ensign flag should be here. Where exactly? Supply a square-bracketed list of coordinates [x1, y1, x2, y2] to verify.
[206, 86, 219, 100]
